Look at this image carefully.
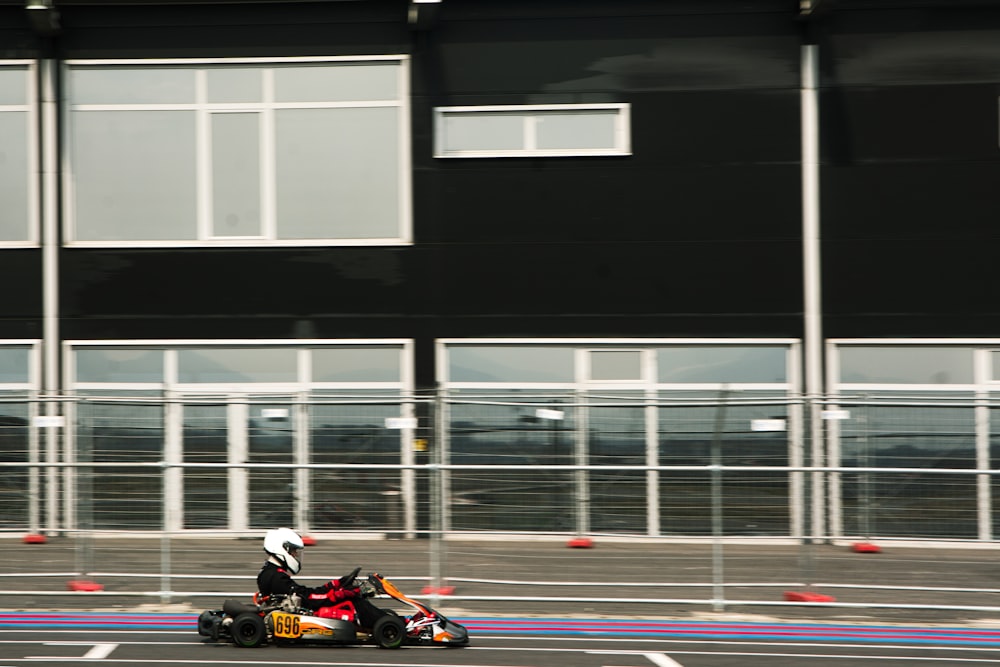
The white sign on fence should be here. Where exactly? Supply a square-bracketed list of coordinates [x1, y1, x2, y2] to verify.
[385, 417, 418, 430]
[750, 419, 786, 432]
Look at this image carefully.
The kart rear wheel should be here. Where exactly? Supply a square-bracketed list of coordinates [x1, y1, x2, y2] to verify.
[231, 613, 267, 648]
[372, 614, 405, 650]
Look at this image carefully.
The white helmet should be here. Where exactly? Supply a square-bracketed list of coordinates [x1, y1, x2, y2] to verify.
[263, 527, 305, 575]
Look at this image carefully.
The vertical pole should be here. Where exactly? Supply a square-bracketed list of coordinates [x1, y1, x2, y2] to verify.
[426, 389, 447, 600]
[802, 41, 824, 529]
[39, 58, 60, 534]
[801, 40, 825, 584]
[710, 388, 729, 612]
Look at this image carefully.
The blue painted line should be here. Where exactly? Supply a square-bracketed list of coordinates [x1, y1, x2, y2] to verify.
[3, 613, 1000, 647]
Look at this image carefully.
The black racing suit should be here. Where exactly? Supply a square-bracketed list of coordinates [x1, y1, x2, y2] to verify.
[256, 560, 389, 629]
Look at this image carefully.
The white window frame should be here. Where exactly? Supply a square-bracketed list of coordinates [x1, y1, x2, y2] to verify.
[0, 60, 39, 247]
[434, 103, 631, 158]
[63, 57, 412, 248]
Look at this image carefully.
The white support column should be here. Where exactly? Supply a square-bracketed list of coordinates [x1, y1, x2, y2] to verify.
[39, 58, 61, 534]
[801, 42, 826, 541]
[163, 393, 184, 532]
[228, 399, 249, 532]
[974, 349, 992, 541]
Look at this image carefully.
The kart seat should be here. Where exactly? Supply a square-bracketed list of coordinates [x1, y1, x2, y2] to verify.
[223, 599, 260, 617]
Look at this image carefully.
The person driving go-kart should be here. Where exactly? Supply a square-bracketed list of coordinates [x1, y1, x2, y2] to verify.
[257, 527, 390, 630]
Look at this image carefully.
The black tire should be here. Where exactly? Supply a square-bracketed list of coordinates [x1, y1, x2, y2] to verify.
[372, 614, 405, 650]
[231, 613, 267, 648]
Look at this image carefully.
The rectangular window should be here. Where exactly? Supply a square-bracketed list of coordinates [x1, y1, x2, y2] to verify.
[65, 58, 411, 247]
[434, 104, 631, 158]
[0, 62, 36, 245]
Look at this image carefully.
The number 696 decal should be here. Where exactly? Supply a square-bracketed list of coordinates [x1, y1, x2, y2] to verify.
[272, 612, 301, 638]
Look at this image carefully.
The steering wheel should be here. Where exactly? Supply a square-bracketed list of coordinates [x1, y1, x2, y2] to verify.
[338, 566, 362, 588]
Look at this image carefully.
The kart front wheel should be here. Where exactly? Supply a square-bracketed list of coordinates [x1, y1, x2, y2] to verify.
[372, 614, 405, 649]
[231, 613, 267, 648]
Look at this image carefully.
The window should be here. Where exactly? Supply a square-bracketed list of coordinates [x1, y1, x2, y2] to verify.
[65, 58, 411, 247]
[434, 104, 631, 158]
[0, 62, 36, 245]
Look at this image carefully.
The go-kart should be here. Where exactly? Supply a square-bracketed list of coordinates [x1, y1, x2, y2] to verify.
[197, 567, 469, 650]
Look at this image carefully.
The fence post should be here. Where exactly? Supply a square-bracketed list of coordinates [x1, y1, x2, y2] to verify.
[710, 388, 729, 612]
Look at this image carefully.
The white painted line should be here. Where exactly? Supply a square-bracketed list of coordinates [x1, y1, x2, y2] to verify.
[644, 653, 685, 667]
[26, 642, 118, 660]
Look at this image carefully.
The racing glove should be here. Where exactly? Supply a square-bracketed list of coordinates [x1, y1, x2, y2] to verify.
[325, 585, 359, 602]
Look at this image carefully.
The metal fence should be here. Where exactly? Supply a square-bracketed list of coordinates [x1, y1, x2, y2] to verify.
[3, 391, 1000, 616]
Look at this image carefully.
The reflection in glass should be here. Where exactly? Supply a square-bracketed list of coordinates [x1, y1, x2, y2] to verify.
[248, 403, 295, 528]
[76, 395, 164, 530]
[309, 395, 402, 530]
[0, 399, 29, 529]
[312, 347, 401, 382]
[447, 391, 575, 532]
[657, 346, 787, 383]
[212, 113, 261, 237]
[588, 391, 646, 533]
[276, 107, 399, 239]
[658, 390, 789, 535]
[72, 110, 198, 241]
[838, 347, 972, 384]
[448, 347, 574, 383]
[178, 348, 297, 383]
[0, 112, 29, 242]
[75, 348, 163, 383]
[183, 402, 228, 529]
[838, 392, 975, 539]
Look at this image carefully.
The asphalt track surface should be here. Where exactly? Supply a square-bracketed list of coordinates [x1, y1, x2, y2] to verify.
[7, 538, 1000, 664]
[5, 613, 1000, 666]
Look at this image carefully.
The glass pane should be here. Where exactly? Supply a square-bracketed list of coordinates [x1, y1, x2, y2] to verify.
[839, 347, 973, 384]
[839, 393, 976, 539]
[447, 346, 575, 383]
[588, 391, 646, 533]
[0, 401, 29, 529]
[0, 347, 30, 384]
[0, 112, 29, 242]
[536, 110, 617, 150]
[76, 398, 164, 530]
[658, 390, 790, 536]
[211, 113, 261, 237]
[312, 347, 401, 382]
[75, 348, 164, 383]
[309, 396, 403, 530]
[274, 62, 398, 102]
[442, 113, 523, 152]
[249, 402, 295, 528]
[207, 67, 262, 103]
[178, 348, 297, 383]
[71, 66, 196, 104]
[0, 67, 27, 105]
[658, 346, 787, 383]
[447, 391, 576, 531]
[72, 111, 197, 241]
[183, 402, 228, 529]
[276, 107, 399, 239]
[590, 350, 642, 381]
[991, 351, 1000, 382]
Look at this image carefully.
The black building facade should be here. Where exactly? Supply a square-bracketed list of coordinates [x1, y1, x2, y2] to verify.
[3, 0, 1000, 540]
